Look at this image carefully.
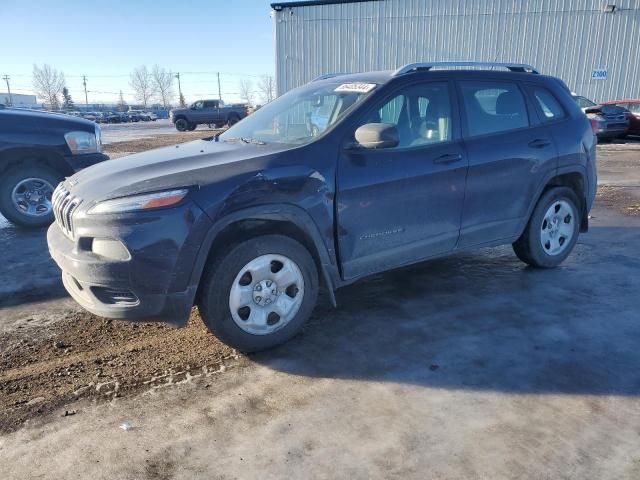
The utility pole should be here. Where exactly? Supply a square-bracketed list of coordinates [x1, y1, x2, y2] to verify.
[2, 75, 12, 106]
[217, 72, 222, 101]
[82, 75, 88, 105]
[175, 72, 183, 101]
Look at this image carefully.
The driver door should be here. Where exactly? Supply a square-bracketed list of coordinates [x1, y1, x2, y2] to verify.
[336, 81, 468, 280]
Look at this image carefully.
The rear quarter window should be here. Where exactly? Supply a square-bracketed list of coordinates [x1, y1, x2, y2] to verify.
[531, 88, 566, 122]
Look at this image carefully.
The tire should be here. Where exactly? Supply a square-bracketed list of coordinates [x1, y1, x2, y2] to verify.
[187, 123, 197, 131]
[512, 186, 581, 268]
[175, 118, 188, 132]
[227, 114, 240, 127]
[198, 235, 319, 352]
[0, 164, 61, 228]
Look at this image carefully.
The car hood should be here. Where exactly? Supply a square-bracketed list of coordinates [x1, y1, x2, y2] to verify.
[66, 139, 290, 204]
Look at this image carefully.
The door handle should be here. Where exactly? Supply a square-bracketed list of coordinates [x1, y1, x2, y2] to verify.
[433, 153, 463, 164]
[528, 139, 552, 149]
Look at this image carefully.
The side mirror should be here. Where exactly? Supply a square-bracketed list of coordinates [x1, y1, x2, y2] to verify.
[353, 123, 399, 149]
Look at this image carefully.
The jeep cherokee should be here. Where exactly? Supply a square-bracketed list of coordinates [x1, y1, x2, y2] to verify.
[48, 62, 597, 351]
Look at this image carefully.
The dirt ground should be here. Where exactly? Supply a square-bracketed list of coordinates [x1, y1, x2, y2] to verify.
[0, 310, 235, 433]
[103, 129, 222, 157]
[1, 133, 640, 478]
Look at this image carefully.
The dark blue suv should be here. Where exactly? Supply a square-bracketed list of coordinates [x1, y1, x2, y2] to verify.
[48, 62, 597, 351]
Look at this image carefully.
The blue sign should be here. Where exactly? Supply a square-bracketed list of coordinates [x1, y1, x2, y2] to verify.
[591, 69, 608, 80]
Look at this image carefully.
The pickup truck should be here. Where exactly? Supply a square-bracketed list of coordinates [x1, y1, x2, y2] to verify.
[0, 108, 108, 227]
[169, 100, 248, 131]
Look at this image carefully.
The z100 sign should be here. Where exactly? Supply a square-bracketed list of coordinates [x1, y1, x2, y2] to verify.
[591, 69, 608, 80]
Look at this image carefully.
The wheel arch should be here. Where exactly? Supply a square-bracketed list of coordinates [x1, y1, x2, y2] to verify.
[521, 166, 589, 237]
[191, 205, 339, 308]
[0, 147, 72, 178]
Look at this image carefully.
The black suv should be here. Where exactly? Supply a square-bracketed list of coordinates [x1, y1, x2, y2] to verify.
[48, 62, 597, 351]
[0, 108, 108, 227]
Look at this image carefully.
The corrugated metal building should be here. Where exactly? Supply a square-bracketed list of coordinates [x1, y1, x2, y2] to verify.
[271, 0, 640, 102]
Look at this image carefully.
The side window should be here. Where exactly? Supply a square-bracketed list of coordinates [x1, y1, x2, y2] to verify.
[193, 101, 204, 110]
[460, 81, 529, 136]
[360, 83, 452, 148]
[532, 88, 566, 121]
[627, 103, 640, 114]
[379, 95, 404, 124]
[203, 101, 217, 108]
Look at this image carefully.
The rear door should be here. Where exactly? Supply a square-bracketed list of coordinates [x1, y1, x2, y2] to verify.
[457, 79, 558, 247]
[336, 80, 468, 279]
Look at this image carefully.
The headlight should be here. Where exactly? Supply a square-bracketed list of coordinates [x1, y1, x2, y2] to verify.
[65, 130, 99, 154]
[87, 189, 189, 215]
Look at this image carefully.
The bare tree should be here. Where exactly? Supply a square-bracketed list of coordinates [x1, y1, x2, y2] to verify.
[151, 65, 174, 108]
[129, 65, 156, 107]
[257, 74, 275, 104]
[32, 64, 65, 110]
[238, 79, 254, 106]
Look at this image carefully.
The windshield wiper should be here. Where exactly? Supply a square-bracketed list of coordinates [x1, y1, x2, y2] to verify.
[223, 137, 267, 145]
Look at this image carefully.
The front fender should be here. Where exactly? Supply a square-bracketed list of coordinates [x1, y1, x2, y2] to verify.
[185, 203, 339, 307]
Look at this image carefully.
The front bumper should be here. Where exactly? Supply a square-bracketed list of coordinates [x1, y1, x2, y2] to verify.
[66, 152, 110, 171]
[47, 200, 212, 326]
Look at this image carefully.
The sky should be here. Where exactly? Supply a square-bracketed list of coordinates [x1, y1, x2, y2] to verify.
[0, 0, 276, 105]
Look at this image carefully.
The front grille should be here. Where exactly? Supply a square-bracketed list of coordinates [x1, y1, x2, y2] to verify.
[605, 114, 626, 122]
[52, 184, 81, 239]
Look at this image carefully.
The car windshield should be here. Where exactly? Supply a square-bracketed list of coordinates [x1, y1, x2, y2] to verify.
[220, 81, 378, 145]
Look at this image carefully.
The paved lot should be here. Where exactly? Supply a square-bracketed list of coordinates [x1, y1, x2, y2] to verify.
[0, 135, 639, 479]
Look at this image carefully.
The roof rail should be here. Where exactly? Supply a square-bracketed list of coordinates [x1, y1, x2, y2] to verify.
[312, 72, 348, 82]
[393, 62, 539, 76]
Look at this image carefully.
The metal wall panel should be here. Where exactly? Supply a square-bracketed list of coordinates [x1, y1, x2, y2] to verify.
[273, 0, 640, 102]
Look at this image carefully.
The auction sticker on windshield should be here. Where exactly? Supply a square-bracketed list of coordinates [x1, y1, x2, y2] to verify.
[335, 83, 377, 93]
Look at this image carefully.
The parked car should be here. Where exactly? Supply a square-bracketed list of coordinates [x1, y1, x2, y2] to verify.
[0, 108, 108, 227]
[571, 94, 629, 140]
[146, 111, 158, 121]
[601, 99, 640, 136]
[127, 110, 151, 121]
[80, 112, 97, 122]
[169, 100, 248, 131]
[48, 62, 596, 352]
[102, 112, 120, 123]
[123, 111, 141, 122]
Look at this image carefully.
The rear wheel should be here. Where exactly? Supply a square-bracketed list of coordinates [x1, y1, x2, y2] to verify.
[198, 235, 318, 352]
[513, 186, 581, 268]
[227, 114, 240, 127]
[175, 118, 188, 132]
[0, 164, 61, 228]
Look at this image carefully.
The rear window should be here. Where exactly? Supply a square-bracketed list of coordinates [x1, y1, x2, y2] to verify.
[532, 88, 566, 122]
[460, 81, 529, 136]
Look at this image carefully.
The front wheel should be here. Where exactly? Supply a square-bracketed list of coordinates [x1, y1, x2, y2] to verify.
[174, 118, 188, 131]
[198, 235, 319, 352]
[513, 186, 581, 268]
[0, 164, 60, 228]
[187, 123, 197, 131]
